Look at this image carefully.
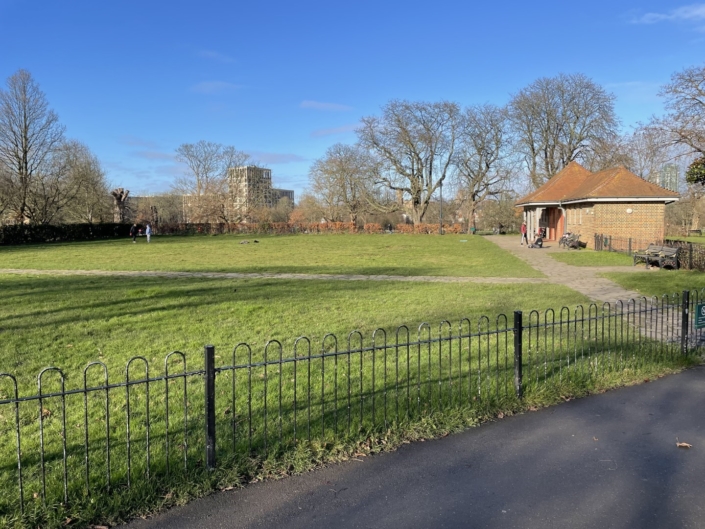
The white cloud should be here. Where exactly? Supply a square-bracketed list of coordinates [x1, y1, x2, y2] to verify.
[300, 100, 353, 112]
[197, 50, 236, 63]
[247, 151, 306, 164]
[310, 123, 358, 137]
[631, 4, 705, 24]
[191, 81, 241, 94]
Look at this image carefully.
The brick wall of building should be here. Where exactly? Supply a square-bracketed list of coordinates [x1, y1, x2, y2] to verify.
[561, 202, 665, 249]
[564, 204, 595, 248]
[524, 202, 667, 249]
[593, 202, 665, 250]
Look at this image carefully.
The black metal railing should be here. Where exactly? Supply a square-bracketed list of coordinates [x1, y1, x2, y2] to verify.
[1, 290, 703, 520]
[593, 233, 656, 255]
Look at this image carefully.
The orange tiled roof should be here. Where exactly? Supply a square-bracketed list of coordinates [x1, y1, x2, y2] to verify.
[516, 162, 679, 205]
[516, 162, 593, 205]
[564, 166, 680, 202]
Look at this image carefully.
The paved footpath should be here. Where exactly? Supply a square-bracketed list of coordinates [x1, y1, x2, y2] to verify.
[126, 366, 705, 529]
[487, 235, 645, 303]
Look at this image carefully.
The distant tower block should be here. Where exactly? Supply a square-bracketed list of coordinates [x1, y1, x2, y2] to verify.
[228, 166, 294, 220]
[660, 164, 679, 192]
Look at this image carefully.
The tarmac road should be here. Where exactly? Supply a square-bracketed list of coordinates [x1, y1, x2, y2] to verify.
[126, 366, 705, 529]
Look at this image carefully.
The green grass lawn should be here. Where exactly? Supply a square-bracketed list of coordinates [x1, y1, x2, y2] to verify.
[0, 274, 586, 391]
[0, 233, 543, 278]
[603, 270, 705, 297]
[549, 250, 634, 266]
[665, 235, 705, 245]
[0, 235, 697, 528]
[0, 273, 592, 527]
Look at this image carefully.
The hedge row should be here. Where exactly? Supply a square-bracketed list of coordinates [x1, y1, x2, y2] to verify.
[0, 221, 474, 246]
[0, 223, 132, 245]
[155, 222, 469, 236]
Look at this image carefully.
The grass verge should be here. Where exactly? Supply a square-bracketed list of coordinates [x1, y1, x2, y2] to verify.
[602, 270, 705, 297]
[550, 250, 634, 267]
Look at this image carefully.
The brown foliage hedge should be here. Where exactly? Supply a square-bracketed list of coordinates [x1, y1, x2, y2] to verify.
[154, 222, 466, 236]
[0, 222, 469, 246]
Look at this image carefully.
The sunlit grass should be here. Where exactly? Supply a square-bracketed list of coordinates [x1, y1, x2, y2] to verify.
[603, 270, 705, 297]
[549, 250, 634, 267]
[0, 233, 543, 278]
[0, 234, 700, 528]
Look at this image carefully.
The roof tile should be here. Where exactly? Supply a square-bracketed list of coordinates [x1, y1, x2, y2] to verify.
[516, 162, 679, 205]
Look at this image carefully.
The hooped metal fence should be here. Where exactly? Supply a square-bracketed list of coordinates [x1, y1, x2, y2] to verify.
[0, 290, 703, 518]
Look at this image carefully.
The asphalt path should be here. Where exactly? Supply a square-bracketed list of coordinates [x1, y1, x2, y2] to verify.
[126, 367, 705, 529]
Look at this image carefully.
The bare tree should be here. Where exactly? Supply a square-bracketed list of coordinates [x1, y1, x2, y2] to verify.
[173, 141, 249, 222]
[0, 69, 65, 223]
[656, 63, 705, 157]
[508, 73, 619, 188]
[454, 104, 513, 232]
[289, 193, 325, 224]
[358, 100, 461, 224]
[309, 143, 378, 224]
[112, 188, 130, 223]
[21, 140, 105, 224]
[59, 141, 111, 223]
[477, 191, 521, 232]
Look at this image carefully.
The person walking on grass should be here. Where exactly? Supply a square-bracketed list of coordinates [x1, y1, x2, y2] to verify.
[145, 223, 152, 243]
[520, 222, 528, 246]
[130, 223, 138, 243]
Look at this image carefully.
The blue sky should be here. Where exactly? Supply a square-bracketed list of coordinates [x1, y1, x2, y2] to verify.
[1, 0, 703, 198]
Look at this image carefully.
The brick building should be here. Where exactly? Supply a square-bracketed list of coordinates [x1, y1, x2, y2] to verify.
[516, 162, 679, 249]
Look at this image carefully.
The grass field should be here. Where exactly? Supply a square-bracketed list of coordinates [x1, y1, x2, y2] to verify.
[665, 235, 705, 245]
[0, 234, 543, 278]
[603, 270, 705, 297]
[549, 250, 634, 267]
[0, 234, 698, 528]
[0, 274, 586, 391]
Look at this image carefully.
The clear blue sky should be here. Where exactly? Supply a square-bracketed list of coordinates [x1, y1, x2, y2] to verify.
[1, 0, 703, 198]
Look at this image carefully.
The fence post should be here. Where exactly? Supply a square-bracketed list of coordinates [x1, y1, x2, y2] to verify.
[681, 291, 690, 356]
[689, 242, 693, 270]
[204, 345, 217, 470]
[628, 238, 632, 256]
[513, 311, 523, 399]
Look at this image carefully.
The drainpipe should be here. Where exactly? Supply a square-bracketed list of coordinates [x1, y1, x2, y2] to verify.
[558, 201, 567, 236]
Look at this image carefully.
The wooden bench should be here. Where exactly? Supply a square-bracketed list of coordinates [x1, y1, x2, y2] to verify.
[651, 247, 680, 269]
[633, 244, 663, 266]
[633, 244, 679, 269]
